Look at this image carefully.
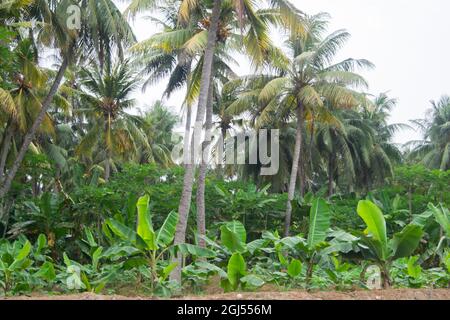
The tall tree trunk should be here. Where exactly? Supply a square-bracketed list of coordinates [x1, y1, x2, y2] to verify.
[308, 115, 316, 193]
[104, 153, 111, 182]
[328, 153, 335, 198]
[170, 0, 222, 284]
[196, 79, 214, 248]
[297, 152, 305, 197]
[104, 116, 112, 182]
[408, 185, 413, 220]
[0, 122, 14, 183]
[0, 52, 71, 198]
[219, 126, 227, 176]
[183, 105, 192, 168]
[284, 105, 304, 237]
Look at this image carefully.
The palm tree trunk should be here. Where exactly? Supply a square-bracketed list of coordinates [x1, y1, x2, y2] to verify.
[0, 52, 71, 198]
[183, 105, 192, 168]
[0, 122, 14, 183]
[219, 126, 227, 175]
[284, 104, 304, 237]
[171, 0, 222, 284]
[104, 153, 111, 182]
[308, 115, 316, 193]
[328, 153, 335, 197]
[297, 152, 305, 197]
[196, 80, 214, 248]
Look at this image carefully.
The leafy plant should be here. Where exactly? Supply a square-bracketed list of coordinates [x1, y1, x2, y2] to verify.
[0, 235, 56, 295]
[357, 200, 424, 288]
[105, 195, 214, 294]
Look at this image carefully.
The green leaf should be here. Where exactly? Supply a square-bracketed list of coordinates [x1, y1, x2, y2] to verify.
[221, 224, 246, 253]
[391, 224, 423, 260]
[428, 204, 450, 237]
[156, 211, 178, 247]
[247, 239, 269, 254]
[81, 272, 91, 292]
[106, 219, 138, 243]
[276, 243, 288, 266]
[307, 198, 331, 249]
[195, 261, 227, 278]
[102, 246, 140, 260]
[287, 259, 302, 278]
[407, 256, 422, 279]
[225, 221, 247, 243]
[357, 200, 388, 260]
[280, 236, 305, 249]
[94, 282, 107, 294]
[177, 244, 217, 258]
[444, 251, 450, 273]
[136, 195, 157, 250]
[92, 247, 103, 270]
[36, 234, 47, 255]
[227, 253, 246, 290]
[63, 252, 72, 267]
[241, 275, 265, 288]
[15, 241, 31, 261]
[35, 262, 56, 281]
[411, 210, 433, 227]
[160, 262, 178, 282]
[84, 228, 97, 247]
[123, 257, 148, 270]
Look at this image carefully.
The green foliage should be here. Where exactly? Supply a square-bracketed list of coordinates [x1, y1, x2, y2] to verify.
[357, 200, 424, 287]
[0, 235, 55, 295]
[105, 194, 213, 295]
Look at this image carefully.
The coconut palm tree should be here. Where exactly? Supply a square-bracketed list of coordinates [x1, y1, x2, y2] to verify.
[227, 13, 373, 236]
[357, 93, 405, 189]
[0, 0, 135, 198]
[0, 39, 69, 183]
[137, 100, 179, 168]
[408, 96, 450, 171]
[76, 60, 147, 182]
[127, 0, 306, 282]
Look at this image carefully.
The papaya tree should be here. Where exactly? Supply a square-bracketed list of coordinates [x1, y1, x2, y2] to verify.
[357, 200, 424, 288]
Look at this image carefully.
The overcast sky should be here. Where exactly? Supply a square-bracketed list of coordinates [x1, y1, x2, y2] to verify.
[115, 0, 450, 144]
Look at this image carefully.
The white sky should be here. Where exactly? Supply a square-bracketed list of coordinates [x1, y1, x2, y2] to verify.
[115, 0, 450, 144]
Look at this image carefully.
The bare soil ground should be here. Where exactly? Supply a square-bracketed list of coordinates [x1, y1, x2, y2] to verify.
[2, 289, 450, 300]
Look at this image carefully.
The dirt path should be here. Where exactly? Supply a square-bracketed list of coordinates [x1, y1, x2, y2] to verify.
[2, 289, 450, 300]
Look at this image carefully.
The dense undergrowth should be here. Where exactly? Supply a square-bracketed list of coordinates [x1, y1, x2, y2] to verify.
[1, 165, 449, 297]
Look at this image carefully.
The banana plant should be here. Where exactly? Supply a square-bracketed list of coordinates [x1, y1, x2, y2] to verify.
[105, 195, 215, 291]
[356, 200, 424, 288]
[195, 221, 268, 292]
[0, 240, 32, 294]
[412, 203, 449, 262]
[295, 198, 332, 286]
[218, 221, 267, 292]
[0, 235, 57, 295]
[259, 198, 334, 287]
[60, 228, 138, 294]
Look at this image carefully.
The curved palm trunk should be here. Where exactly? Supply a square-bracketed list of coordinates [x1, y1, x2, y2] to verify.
[182, 60, 193, 168]
[0, 52, 71, 198]
[183, 105, 192, 168]
[297, 152, 305, 197]
[284, 105, 304, 237]
[104, 153, 111, 182]
[196, 80, 214, 248]
[328, 153, 335, 198]
[171, 0, 222, 284]
[104, 116, 112, 183]
[0, 122, 14, 183]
